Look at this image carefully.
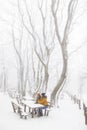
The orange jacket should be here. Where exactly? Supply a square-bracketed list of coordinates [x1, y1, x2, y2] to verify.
[38, 97, 48, 106]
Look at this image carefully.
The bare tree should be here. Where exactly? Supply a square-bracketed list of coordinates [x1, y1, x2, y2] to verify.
[50, 0, 79, 104]
[17, 0, 55, 94]
[36, 0, 55, 92]
[0, 66, 8, 93]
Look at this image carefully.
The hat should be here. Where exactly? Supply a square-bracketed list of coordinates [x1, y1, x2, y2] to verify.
[41, 93, 46, 96]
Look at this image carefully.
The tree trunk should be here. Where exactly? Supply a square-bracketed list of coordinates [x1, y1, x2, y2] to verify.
[50, 45, 68, 104]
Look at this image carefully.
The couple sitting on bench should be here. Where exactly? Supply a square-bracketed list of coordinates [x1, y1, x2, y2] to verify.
[36, 92, 48, 116]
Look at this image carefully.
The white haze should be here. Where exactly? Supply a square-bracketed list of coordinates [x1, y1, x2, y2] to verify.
[0, 0, 87, 97]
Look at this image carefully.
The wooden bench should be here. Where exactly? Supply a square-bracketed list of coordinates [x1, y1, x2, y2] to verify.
[42, 102, 53, 116]
[11, 101, 29, 119]
[83, 103, 87, 125]
[20, 111, 29, 119]
[84, 107, 87, 124]
[11, 102, 23, 113]
[32, 107, 52, 117]
[44, 108, 52, 116]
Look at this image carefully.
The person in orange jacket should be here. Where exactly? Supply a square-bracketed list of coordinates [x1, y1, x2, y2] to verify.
[37, 93, 48, 106]
[37, 93, 48, 116]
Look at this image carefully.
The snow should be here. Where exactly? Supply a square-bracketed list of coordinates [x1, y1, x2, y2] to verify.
[0, 93, 87, 130]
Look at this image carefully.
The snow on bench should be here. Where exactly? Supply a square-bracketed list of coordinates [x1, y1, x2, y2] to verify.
[44, 107, 53, 116]
[11, 101, 23, 114]
[11, 101, 29, 119]
[83, 103, 87, 125]
[20, 111, 29, 119]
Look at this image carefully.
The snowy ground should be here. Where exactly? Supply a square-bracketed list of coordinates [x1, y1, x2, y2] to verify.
[0, 93, 87, 130]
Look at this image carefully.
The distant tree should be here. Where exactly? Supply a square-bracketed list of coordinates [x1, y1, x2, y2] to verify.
[0, 66, 8, 93]
[12, 24, 25, 96]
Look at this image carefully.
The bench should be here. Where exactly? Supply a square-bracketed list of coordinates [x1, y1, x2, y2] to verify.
[32, 107, 52, 117]
[11, 102, 23, 113]
[83, 103, 87, 125]
[11, 101, 23, 115]
[11, 101, 29, 119]
[84, 107, 87, 124]
[44, 108, 52, 116]
[42, 102, 53, 116]
[20, 112, 29, 119]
